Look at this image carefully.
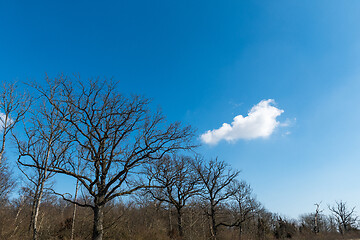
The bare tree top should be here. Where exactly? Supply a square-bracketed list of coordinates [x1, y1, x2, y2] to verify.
[25, 75, 197, 208]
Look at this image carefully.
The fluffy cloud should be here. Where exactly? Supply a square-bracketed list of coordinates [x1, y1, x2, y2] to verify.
[201, 99, 284, 145]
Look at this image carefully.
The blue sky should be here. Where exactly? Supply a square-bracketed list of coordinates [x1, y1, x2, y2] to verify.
[2, 0, 360, 218]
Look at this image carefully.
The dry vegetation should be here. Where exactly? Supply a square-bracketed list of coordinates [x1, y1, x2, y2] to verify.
[1, 77, 360, 240]
[2, 194, 360, 240]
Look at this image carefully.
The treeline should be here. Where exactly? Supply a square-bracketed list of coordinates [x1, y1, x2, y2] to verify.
[2, 173, 360, 240]
[0, 77, 360, 240]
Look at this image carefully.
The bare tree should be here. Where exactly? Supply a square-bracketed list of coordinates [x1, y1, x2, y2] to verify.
[299, 203, 327, 235]
[329, 200, 358, 235]
[146, 154, 200, 238]
[0, 81, 29, 205]
[313, 202, 322, 234]
[0, 81, 29, 164]
[222, 180, 260, 240]
[0, 162, 15, 204]
[26, 76, 196, 240]
[15, 91, 69, 240]
[273, 216, 297, 239]
[70, 152, 87, 240]
[195, 158, 240, 240]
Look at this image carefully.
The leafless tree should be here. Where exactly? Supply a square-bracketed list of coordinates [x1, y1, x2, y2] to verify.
[146, 154, 200, 238]
[70, 177, 80, 240]
[70, 152, 87, 240]
[195, 158, 240, 240]
[273, 216, 297, 239]
[313, 202, 323, 234]
[299, 204, 328, 235]
[0, 163, 15, 204]
[15, 91, 69, 240]
[0, 81, 29, 164]
[27, 76, 196, 240]
[222, 180, 260, 240]
[0, 81, 29, 205]
[329, 200, 358, 235]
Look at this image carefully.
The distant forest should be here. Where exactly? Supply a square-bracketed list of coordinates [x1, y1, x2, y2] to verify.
[1, 76, 359, 240]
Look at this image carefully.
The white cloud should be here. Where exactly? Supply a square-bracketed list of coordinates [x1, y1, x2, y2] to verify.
[201, 99, 284, 145]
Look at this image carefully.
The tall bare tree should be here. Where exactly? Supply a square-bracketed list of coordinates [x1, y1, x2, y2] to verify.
[15, 88, 69, 240]
[313, 202, 323, 234]
[195, 158, 240, 240]
[222, 180, 260, 240]
[329, 200, 357, 235]
[146, 154, 200, 238]
[27, 76, 196, 240]
[0, 81, 29, 164]
[0, 163, 15, 204]
[69, 151, 88, 240]
[299, 203, 327, 235]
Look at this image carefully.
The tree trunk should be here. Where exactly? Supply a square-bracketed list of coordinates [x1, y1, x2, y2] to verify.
[31, 187, 44, 240]
[168, 203, 172, 235]
[210, 205, 217, 240]
[238, 223, 242, 240]
[11, 196, 25, 237]
[93, 205, 104, 240]
[0, 123, 7, 165]
[70, 179, 79, 240]
[31, 141, 51, 240]
[177, 207, 183, 238]
[29, 180, 45, 240]
[0, 150, 4, 165]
